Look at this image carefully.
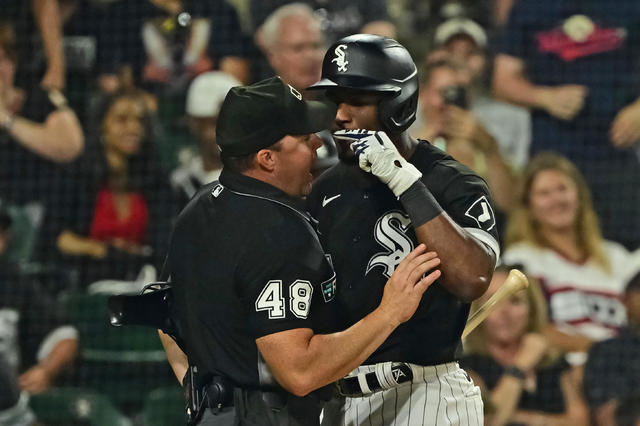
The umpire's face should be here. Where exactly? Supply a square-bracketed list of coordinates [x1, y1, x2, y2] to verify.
[326, 89, 384, 161]
[269, 133, 323, 197]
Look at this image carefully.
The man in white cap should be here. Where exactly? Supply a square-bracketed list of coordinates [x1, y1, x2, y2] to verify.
[170, 71, 241, 207]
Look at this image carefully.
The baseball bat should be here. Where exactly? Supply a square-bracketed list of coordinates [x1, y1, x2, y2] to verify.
[462, 269, 529, 339]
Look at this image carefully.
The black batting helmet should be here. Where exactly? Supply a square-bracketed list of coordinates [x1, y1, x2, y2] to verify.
[308, 34, 418, 134]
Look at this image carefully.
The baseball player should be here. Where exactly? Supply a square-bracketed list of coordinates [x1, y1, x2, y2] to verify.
[167, 76, 442, 425]
[306, 35, 500, 425]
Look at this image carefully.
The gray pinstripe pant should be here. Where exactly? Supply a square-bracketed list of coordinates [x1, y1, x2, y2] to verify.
[321, 362, 484, 426]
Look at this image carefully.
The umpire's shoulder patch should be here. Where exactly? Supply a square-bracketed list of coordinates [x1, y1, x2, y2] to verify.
[211, 184, 224, 198]
[464, 196, 496, 232]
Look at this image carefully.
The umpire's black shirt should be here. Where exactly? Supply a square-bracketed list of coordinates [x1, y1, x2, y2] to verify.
[169, 169, 339, 390]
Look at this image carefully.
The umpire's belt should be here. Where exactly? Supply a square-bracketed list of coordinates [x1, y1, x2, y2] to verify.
[336, 362, 413, 397]
[335, 362, 458, 397]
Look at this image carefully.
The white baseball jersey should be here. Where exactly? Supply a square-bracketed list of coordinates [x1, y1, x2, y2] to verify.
[503, 241, 640, 341]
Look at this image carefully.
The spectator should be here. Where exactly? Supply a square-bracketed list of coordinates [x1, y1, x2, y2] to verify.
[5, 0, 65, 91]
[0, 208, 11, 259]
[412, 59, 515, 216]
[96, 0, 251, 93]
[0, 22, 84, 262]
[615, 394, 640, 426]
[257, 3, 325, 93]
[32, 0, 65, 91]
[461, 265, 589, 426]
[0, 209, 79, 397]
[502, 153, 640, 366]
[255, 3, 337, 174]
[493, 1, 640, 249]
[429, 17, 532, 170]
[584, 270, 640, 426]
[0, 356, 35, 426]
[55, 91, 174, 288]
[170, 71, 240, 207]
[250, 0, 396, 44]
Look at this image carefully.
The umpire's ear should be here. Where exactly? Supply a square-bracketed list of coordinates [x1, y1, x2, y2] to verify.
[255, 147, 278, 172]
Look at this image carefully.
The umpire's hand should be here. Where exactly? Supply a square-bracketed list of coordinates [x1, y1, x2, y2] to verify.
[378, 244, 441, 326]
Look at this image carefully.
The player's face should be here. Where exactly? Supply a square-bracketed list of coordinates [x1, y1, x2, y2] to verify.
[270, 16, 324, 91]
[528, 169, 579, 232]
[482, 272, 530, 344]
[326, 89, 383, 161]
[273, 133, 322, 197]
[103, 97, 146, 157]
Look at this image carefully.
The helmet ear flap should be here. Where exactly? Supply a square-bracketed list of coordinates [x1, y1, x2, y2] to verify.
[378, 84, 419, 134]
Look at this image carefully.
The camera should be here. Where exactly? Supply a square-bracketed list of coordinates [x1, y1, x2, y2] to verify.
[441, 85, 468, 109]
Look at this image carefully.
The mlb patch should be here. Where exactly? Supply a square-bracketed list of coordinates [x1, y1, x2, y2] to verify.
[321, 278, 336, 302]
[464, 196, 496, 231]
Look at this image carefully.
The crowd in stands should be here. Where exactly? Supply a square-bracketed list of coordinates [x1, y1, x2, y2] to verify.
[1, 0, 639, 425]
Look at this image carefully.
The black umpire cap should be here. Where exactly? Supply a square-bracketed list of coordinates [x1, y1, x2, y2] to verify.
[216, 76, 336, 156]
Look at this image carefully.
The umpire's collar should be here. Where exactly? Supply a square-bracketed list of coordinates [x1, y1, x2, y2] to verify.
[219, 169, 310, 220]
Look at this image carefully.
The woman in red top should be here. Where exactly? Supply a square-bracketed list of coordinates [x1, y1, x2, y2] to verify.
[56, 91, 174, 287]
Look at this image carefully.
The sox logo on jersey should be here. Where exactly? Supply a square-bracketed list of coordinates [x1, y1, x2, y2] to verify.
[366, 211, 414, 278]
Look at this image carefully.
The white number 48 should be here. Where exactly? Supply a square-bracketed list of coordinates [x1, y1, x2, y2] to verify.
[255, 280, 313, 319]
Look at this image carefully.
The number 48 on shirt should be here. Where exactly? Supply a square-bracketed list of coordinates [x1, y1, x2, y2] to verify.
[255, 280, 313, 319]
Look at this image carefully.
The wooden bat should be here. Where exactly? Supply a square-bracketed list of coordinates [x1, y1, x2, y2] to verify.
[462, 269, 529, 339]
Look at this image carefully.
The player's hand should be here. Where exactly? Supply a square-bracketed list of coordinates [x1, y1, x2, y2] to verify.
[19, 365, 52, 394]
[610, 100, 640, 148]
[334, 129, 422, 197]
[540, 85, 588, 120]
[378, 244, 441, 326]
[513, 333, 549, 371]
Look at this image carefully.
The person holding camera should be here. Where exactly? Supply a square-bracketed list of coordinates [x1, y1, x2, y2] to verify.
[413, 59, 516, 221]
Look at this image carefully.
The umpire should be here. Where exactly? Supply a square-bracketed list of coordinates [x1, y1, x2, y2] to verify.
[167, 76, 441, 425]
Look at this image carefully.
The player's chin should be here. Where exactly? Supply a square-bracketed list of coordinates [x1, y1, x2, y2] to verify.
[334, 139, 357, 163]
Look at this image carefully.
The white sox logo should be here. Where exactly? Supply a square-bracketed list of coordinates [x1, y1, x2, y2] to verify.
[331, 44, 349, 72]
[367, 211, 413, 278]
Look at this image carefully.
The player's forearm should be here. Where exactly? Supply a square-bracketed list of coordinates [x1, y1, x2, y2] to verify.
[8, 110, 84, 162]
[261, 308, 398, 397]
[413, 215, 493, 302]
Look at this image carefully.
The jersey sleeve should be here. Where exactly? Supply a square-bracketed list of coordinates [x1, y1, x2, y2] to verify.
[426, 162, 501, 260]
[239, 219, 335, 339]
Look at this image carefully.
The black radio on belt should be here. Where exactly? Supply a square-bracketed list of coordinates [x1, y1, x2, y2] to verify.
[184, 365, 234, 425]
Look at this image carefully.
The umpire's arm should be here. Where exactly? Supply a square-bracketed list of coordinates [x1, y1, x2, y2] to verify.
[257, 246, 440, 397]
